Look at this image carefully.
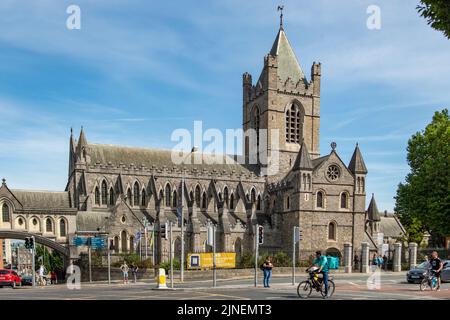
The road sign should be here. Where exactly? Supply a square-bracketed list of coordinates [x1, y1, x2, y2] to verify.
[294, 226, 301, 243]
[187, 253, 236, 269]
[73, 236, 105, 249]
[207, 225, 214, 246]
[90, 237, 106, 250]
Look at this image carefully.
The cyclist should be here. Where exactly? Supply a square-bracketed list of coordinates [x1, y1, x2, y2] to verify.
[429, 251, 443, 291]
[311, 251, 329, 298]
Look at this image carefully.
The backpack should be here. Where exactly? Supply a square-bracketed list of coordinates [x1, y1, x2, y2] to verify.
[260, 263, 265, 271]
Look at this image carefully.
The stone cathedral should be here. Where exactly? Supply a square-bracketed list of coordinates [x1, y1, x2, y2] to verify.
[1, 18, 383, 264]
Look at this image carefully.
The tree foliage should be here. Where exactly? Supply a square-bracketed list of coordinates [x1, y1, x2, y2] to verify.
[395, 109, 450, 246]
[417, 0, 450, 39]
[34, 245, 64, 272]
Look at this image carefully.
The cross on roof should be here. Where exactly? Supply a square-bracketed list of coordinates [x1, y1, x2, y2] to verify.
[277, 5, 284, 30]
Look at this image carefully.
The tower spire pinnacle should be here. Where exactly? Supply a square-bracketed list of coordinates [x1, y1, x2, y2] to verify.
[277, 5, 284, 30]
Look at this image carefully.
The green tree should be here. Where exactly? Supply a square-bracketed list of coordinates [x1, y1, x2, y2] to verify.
[395, 109, 450, 246]
[34, 245, 64, 272]
[417, 0, 450, 39]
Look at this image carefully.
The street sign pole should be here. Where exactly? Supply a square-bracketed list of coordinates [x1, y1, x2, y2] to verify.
[213, 224, 216, 288]
[152, 225, 156, 266]
[88, 241, 92, 283]
[107, 238, 111, 285]
[169, 221, 173, 289]
[181, 175, 185, 283]
[254, 224, 259, 287]
[292, 227, 296, 285]
[31, 236, 35, 287]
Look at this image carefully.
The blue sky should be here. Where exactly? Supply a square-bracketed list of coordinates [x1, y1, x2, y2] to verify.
[0, 0, 449, 211]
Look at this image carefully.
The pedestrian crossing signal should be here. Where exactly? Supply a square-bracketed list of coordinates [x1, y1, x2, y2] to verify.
[24, 237, 34, 249]
[160, 222, 168, 240]
[258, 226, 264, 245]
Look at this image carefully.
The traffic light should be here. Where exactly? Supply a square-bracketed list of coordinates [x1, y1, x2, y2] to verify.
[258, 225, 264, 245]
[160, 222, 168, 240]
[25, 237, 35, 249]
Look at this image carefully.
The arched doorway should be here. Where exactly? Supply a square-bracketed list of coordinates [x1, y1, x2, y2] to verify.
[326, 247, 341, 258]
[129, 236, 135, 253]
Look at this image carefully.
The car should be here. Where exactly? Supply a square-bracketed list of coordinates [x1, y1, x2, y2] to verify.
[407, 260, 450, 283]
[440, 260, 450, 283]
[20, 274, 33, 286]
[0, 269, 22, 288]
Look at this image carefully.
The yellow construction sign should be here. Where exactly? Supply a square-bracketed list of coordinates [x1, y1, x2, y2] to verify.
[187, 253, 236, 269]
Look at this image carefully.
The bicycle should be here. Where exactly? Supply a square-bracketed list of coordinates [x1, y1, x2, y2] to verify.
[419, 269, 439, 291]
[297, 267, 335, 299]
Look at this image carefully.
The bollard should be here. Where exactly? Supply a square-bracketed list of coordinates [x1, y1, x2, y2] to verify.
[156, 268, 168, 289]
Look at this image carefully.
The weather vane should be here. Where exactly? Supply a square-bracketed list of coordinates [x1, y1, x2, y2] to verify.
[277, 5, 284, 29]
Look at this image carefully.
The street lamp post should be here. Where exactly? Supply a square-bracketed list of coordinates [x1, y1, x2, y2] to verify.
[180, 146, 198, 283]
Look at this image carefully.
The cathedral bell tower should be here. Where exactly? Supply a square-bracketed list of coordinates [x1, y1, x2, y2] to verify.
[243, 9, 321, 178]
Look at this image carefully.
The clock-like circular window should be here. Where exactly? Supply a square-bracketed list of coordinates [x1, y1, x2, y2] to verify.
[326, 165, 340, 181]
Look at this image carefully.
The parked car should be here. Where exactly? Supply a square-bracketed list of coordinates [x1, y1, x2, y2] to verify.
[0, 269, 22, 288]
[441, 260, 450, 283]
[20, 275, 33, 286]
[407, 260, 450, 283]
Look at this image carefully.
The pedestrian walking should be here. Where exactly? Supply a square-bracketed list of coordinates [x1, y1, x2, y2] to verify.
[371, 254, 378, 272]
[50, 270, 57, 284]
[38, 264, 46, 286]
[353, 254, 360, 272]
[382, 255, 388, 271]
[130, 263, 139, 283]
[120, 261, 129, 284]
[261, 256, 273, 288]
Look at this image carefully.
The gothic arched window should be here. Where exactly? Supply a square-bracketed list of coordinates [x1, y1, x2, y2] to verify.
[101, 180, 108, 205]
[141, 189, 146, 207]
[195, 185, 201, 208]
[230, 193, 234, 210]
[256, 195, 262, 211]
[109, 187, 115, 205]
[165, 184, 171, 207]
[285, 103, 303, 143]
[202, 191, 207, 209]
[316, 191, 324, 208]
[95, 187, 100, 206]
[2, 203, 10, 223]
[340, 192, 348, 209]
[133, 182, 140, 207]
[328, 222, 337, 241]
[127, 188, 132, 205]
[251, 188, 256, 203]
[46, 218, 53, 233]
[223, 187, 229, 207]
[173, 190, 178, 207]
[59, 219, 66, 237]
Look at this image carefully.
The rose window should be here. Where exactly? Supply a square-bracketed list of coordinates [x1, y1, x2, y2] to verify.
[327, 165, 340, 181]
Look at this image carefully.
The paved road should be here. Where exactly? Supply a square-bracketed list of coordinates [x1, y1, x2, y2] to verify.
[0, 273, 449, 300]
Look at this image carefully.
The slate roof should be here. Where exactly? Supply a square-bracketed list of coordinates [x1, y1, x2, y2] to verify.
[380, 214, 406, 238]
[12, 190, 72, 210]
[76, 211, 111, 231]
[348, 144, 368, 174]
[87, 143, 256, 175]
[311, 155, 329, 168]
[269, 28, 306, 84]
[367, 194, 381, 221]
